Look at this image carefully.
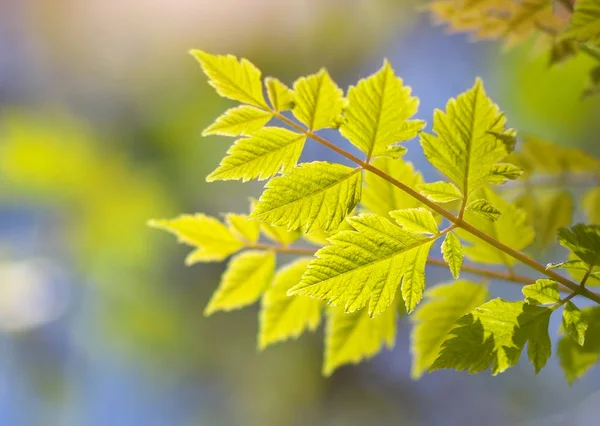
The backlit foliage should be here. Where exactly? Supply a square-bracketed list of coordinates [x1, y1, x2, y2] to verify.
[151, 50, 600, 381]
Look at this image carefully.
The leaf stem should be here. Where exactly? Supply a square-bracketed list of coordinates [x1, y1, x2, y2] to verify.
[271, 111, 600, 305]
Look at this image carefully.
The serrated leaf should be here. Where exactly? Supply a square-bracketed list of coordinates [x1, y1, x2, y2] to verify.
[561, 0, 600, 44]
[265, 77, 295, 112]
[205, 250, 275, 315]
[558, 306, 600, 384]
[251, 162, 362, 232]
[563, 301, 587, 346]
[258, 258, 322, 349]
[522, 279, 560, 305]
[339, 59, 425, 159]
[548, 256, 600, 286]
[362, 157, 425, 216]
[323, 304, 396, 376]
[389, 208, 438, 235]
[417, 181, 463, 203]
[292, 69, 345, 131]
[441, 232, 463, 279]
[420, 78, 518, 197]
[225, 213, 260, 243]
[583, 186, 600, 224]
[289, 214, 437, 316]
[260, 223, 302, 246]
[457, 188, 534, 267]
[466, 198, 501, 221]
[206, 127, 306, 182]
[148, 214, 243, 264]
[558, 223, 600, 267]
[190, 50, 267, 108]
[411, 280, 488, 378]
[431, 299, 552, 375]
[203, 105, 272, 137]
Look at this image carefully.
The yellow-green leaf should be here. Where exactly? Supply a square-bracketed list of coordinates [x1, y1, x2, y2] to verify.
[148, 214, 243, 265]
[558, 223, 600, 268]
[225, 213, 260, 243]
[417, 181, 463, 203]
[466, 198, 501, 222]
[190, 50, 267, 108]
[206, 127, 306, 182]
[583, 186, 600, 224]
[203, 105, 272, 137]
[205, 250, 275, 315]
[441, 232, 463, 279]
[420, 78, 518, 197]
[389, 208, 439, 235]
[265, 77, 295, 112]
[563, 301, 587, 346]
[251, 162, 362, 232]
[561, 0, 600, 44]
[411, 280, 488, 378]
[260, 223, 302, 246]
[323, 304, 396, 376]
[292, 69, 345, 131]
[259, 258, 322, 349]
[522, 279, 560, 305]
[339, 59, 425, 159]
[289, 214, 437, 316]
[558, 306, 600, 384]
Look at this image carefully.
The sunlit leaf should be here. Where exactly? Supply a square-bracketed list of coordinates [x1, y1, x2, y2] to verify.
[265, 77, 295, 112]
[292, 69, 345, 131]
[441, 232, 464, 279]
[522, 279, 560, 305]
[203, 105, 272, 137]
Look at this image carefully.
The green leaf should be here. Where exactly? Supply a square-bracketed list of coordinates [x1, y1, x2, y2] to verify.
[389, 208, 438, 235]
[583, 186, 600, 224]
[203, 105, 272, 137]
[420, 78, 519, 197]
[465, 198, 501, 222]
[441, 232, 463, 279]
[361, 157, 425, 216]
[563, 301, 587, 346]
[558, 223, 600, 267]
[265, 77, 295, 112]
[431, 299, 552, 375]
[148, 214, 243, 265]
[190, 50, 267, 108]
[205, 250, 275, 315]
[522, 279, 560, 305]
[417, 181, 463, 203]
[547, 257, 600, 286]
[339, 59, 425, 159]
[292, 69, 345, 131]
[258, 258, 322, 349]
[225, 213, 260, 243]
[561, 0, 600, 44]
[260, 223, 302, 246]
[206, 127, 306, 182]
[251, 162, 362, 232]
[323, 304, 396, 376]
[558, 306, 600, 384]
[411, 281, 488, 378]
[457, 188, 534, 267]
[518, 191, 574, 249]
[289, 214, 437, 316]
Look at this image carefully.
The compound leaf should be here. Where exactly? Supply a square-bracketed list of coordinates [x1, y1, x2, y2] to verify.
[441, 232, 464, 279]
[292, 69, 345, 131]
[203, 105, 272, 137]
[251, 162, 362, 232]
[259, 258, 322, 349]
[265, 77, 295, 112]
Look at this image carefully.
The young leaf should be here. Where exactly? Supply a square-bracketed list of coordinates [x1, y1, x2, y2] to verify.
[411, 280, 488, 378]
[339, 59, 425, 159]
[522, 279, 560, 305]
[292, 69, 345, 131]
[420, 78, 519, 197]
[289, 214, 437, 316]
[431, 299, 552, 375]
[259, 258, 322, 349]
[190, 50, 267, 108]
[361, 157, 425, 216]
[417, 181, 463, 203]
[206, 127, 306, 182]
[148, 214, 243, 264]
[205, 250, 275, 315]
[561, 0, 600, 44]
[465, 198, 501, 222]
[558, 306, 600, 384]
[563, 301, 587, 346]
[441, 232, 463, 279]
[251, 162, 362, 232]
[389, 208, 439, 235]
[203, 105, 272, 137]
[457, 188, 534, 267]
[323, 304, 396, 376]
[265, 77, 295, 112]
[225, 213, 260, 243]
[558, 223, 600, 267]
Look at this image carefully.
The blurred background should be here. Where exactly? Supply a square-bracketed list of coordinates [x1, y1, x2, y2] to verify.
[1, 0, 599, 425]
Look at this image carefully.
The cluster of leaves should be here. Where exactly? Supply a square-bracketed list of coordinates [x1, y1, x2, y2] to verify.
[151, 51, 600, 380]
[425, 0, 600, 96]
